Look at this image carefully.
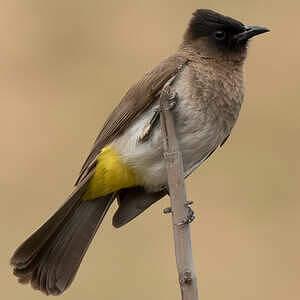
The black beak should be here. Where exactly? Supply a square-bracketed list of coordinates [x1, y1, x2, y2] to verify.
[234, 25, 270, 42]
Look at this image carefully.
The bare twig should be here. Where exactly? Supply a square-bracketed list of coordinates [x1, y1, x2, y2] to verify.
[159, 76, 199, 300]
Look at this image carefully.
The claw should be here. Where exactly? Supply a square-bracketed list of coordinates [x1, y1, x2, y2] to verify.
[168, 92, 177, 110]
[177, 202, 195, 226]
[163, 207, 172, 214]
[160, 91, 178, 111]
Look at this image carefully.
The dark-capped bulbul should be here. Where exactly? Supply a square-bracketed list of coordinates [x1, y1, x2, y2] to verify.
[10, 9, 269, 295]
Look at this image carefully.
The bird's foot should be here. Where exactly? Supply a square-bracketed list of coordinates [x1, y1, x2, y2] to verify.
[163, 201, 195, 225]
[137, 110, 160, 143]
[167, 91, 177, 110]
[163, 207, 172, 214]
[159, 90, 177, 112]
[177, 201, 195, 226]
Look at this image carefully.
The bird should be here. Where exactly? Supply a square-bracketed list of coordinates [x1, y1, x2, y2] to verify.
[10, 9, 269, 295]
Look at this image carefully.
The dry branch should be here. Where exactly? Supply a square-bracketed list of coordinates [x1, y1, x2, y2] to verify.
[159, 76, 199, 300]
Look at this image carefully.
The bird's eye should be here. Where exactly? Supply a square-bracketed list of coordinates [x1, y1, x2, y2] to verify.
[214, 30, 226, 41]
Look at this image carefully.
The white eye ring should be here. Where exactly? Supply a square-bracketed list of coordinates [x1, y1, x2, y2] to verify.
[214, 30, 226, 40]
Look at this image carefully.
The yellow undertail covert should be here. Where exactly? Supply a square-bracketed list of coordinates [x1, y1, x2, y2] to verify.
[82, 146, 139, 201]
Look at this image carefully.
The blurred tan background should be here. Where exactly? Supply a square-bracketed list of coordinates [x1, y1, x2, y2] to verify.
[1, 1, 299, 299]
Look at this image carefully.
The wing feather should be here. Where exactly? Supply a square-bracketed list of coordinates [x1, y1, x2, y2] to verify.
[75, 54, 189, 185]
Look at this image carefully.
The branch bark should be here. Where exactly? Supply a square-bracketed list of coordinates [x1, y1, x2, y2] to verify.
[159, 77, 199, 300]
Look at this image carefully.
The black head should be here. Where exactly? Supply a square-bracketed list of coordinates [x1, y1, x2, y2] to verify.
[185, 9, 269, 56]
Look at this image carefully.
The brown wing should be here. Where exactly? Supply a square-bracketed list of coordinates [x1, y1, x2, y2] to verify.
[75, 54, 189, 185]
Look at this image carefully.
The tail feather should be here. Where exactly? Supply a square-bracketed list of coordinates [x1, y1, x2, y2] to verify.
[10, 175, 92, 270]
[10, 174, 114, 295]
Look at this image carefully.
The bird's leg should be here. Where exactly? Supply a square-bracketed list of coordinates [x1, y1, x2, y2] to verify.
[138, 92, 177, 144]
[137, 110, 160, 143]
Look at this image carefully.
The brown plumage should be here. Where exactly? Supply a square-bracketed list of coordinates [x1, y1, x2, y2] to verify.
[10, 9, 269, 295]
[76, 54, 189, 185]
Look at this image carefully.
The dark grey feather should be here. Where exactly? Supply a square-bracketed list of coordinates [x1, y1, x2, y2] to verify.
[10, 169, 114, 295]
[113, 187, 167, 228]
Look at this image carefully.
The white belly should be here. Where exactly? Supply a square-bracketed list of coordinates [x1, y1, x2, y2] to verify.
[112, 68, 223, 192]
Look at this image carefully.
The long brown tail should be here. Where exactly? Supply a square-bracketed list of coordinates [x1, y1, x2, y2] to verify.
[10, 180, 114, 295]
